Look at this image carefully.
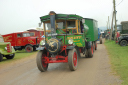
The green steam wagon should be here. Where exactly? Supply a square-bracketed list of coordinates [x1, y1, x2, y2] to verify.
[36, 11, 98, 72]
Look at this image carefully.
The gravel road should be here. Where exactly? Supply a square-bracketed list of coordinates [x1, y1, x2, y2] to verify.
[0, 41, 122, 85]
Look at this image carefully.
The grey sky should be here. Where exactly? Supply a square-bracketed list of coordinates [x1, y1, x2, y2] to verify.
[0, 0, 128, 35]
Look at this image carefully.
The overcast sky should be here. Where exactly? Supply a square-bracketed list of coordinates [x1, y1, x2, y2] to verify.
[0, 0, 128, 35]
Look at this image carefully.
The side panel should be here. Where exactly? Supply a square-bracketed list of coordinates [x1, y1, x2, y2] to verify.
[2, 33, 16, 46]
[84, 18, 98, 41]
[46, 34, 85, 47]
[66, 35, 84, 47]
[93, 20, 98, 41]
[84, 19, 94, 41]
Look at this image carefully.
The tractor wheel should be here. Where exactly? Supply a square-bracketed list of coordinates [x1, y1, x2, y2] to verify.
[36, 51, 48, 72]
[87, 45, 93, 58]
[95, 42, 97, 50]
[6, 53, 15, 59]
[120, 40, 127, 46]
[25, 45, 33, 52]
[68, 48, 78, 71]
[0, 54, 3, 62]
[100, 37, 102, 44]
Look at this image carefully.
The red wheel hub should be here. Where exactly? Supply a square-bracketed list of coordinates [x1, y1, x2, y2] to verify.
[27, 47, 31, 52]
[73, 52, 77, 67]
[42, 54, 48, 67]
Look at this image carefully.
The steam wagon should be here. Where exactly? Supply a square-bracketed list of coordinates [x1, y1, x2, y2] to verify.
[36, 11, 98, 72]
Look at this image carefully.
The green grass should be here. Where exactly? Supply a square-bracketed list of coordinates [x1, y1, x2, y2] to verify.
[104, 40, 128, 85]
[0, 50, 37, 65]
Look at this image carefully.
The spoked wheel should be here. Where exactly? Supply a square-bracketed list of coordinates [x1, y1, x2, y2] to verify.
[6, 53, 15, 59]
[87, 45, 93, 58]
[25, 45, 33, 52]
[0, 54, 3, 62]
[36, 51, 48, 72]
[68, 48, 78, 71]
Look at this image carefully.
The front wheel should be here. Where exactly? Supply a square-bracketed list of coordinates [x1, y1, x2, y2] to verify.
[68, 48, 78, 71]
[6, 53, 15, 59]
[87, 45, 93, 58]
[36, 51, 48, 72]
[25, 45, 33, 52]
[120, 40, 127, 46]
[0, 54, 3, 62]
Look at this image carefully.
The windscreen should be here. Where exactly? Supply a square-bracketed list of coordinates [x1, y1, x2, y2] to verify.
[23, 33, 30, 37]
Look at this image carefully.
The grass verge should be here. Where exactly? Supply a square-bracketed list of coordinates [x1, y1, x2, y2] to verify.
[0, 50, 37, 65]
[104, 40, 128, 85]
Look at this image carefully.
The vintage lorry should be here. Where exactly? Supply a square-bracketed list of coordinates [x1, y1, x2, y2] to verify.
[118, 21, 128, 46]
[0, 34, 15, 62]
[36, 11, 98, 72]
[2, 31, 40, 52]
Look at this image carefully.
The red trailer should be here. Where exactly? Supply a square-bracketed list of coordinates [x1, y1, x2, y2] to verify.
[27, 29, 44, 41]
[2, 31, 40, 52]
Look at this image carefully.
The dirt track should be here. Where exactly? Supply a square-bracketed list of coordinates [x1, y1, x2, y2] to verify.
[0, 40, 122, 85]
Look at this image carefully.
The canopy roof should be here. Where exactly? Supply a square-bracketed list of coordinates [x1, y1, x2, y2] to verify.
[40, 14, 83, 22]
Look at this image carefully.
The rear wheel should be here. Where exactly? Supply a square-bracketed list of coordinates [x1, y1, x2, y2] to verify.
[87, 45, 93, 58]
[25, 45, 33, 52]
[6, 53, 15, 59]
[120, 40, 127, 46]
[68, 48, 78, 71]
[0, 54, 3, 62]
[36, 51, 48, 72]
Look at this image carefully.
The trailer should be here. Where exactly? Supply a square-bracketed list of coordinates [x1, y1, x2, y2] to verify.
[36, 11, 98, 72]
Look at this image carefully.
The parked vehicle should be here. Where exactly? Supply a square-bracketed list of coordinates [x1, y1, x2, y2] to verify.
[118, 21, 128, 46]
[0, 34, 15, 62]
[104, 30, 110, 40]
[27, 29, 44, 41]
[2, 31, 40, 52]
[36, 11, 98, 72]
